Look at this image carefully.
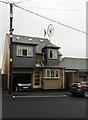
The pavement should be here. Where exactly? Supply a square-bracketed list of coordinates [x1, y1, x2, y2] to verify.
[1, 89, 71, 98]
[2, 89, 71, 97]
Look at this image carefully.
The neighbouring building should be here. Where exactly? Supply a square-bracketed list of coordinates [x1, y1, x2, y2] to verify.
[0, 69, 2, 89]
[1, 34, 64, 92]
[60, 57, 88, 89]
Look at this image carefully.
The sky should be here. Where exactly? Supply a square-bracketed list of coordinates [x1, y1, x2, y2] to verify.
[0, 0, 87, 68]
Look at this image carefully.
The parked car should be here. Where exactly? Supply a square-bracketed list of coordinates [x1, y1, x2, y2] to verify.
[15, 83, 32, 91]
[70, 81, 88, 98]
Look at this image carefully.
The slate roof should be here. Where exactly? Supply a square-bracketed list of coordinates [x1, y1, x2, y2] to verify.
[43, 42, 60, 49]
[60, 57, 87, 70]
[6, 34, 60, 54]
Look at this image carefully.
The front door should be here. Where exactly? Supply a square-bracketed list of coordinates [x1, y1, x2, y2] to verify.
[34, 71, 41, 88]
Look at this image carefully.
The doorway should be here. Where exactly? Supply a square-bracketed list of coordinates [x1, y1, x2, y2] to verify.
[34, 71, 41, 88]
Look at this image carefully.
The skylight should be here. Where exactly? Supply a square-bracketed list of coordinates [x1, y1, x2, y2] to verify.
[16, 37, 20, 40]
[40, 39, 44, 42]
[28, 38, 32, 41]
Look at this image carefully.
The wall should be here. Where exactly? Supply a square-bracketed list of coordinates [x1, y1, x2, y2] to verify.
[2, 74, 8, 91]
[12, 43, 36, 68]
[36, 53, 44, 61]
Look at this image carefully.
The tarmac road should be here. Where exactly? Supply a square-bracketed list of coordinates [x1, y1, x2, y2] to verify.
[1, 94, 87, 119]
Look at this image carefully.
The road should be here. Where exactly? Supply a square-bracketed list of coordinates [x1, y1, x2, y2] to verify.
[1, 94, 88, 119]
[0, 94, 2, 120]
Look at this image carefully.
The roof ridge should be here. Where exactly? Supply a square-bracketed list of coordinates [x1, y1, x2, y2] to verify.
[7, 34, 48, 40]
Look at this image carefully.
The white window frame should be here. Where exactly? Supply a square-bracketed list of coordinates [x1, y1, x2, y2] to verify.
[46, 69, 59, 78]
[48, 49, 58, 59]
[17, 46, 33, 57]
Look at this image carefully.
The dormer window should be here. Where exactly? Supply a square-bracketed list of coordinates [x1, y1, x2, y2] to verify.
[17, 46, 33, 57]
[48, 49, 58, 59]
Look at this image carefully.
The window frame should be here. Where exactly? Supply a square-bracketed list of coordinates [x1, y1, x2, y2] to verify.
[48, 49, 58, 59]
[17, 46, 33, 57]
[46, 69, 59, 78]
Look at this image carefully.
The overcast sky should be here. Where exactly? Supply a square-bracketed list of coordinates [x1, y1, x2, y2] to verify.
[0, 0, 87, 68]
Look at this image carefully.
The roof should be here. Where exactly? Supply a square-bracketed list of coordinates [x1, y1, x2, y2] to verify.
[43, 42, 60, 49]
[59, 57, 87, 70]
[6, 34, 60, 53]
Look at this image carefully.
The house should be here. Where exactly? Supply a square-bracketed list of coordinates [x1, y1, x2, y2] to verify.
[60, 57, 88, 89]
[1, 34, 64, 93]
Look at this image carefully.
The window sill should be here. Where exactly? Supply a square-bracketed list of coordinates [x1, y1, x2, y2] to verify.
[43, 77, 60, 80]
[17, 55, 33, 58]
[48, 58, 58, 60]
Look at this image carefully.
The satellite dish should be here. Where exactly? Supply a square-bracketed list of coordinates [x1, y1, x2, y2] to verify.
[47, 24, 54, 38]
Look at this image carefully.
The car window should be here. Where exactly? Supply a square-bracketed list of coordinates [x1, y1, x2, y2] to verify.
[86, 82, 88, 86]
[81, 82, 88, 86]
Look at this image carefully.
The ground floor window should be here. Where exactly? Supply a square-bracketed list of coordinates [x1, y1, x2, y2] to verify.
[46, 69, 59, 78]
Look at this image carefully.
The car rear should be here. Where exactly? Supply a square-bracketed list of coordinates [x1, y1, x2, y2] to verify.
[70, 81, 88, 97]
[70, 82, 81, 95]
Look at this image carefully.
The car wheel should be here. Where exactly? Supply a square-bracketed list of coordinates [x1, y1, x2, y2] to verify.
[84, 91, 88, 98]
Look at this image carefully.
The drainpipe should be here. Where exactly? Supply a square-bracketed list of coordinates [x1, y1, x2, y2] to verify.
[62, 67, 65, 89]
[73, 72, 74, 83]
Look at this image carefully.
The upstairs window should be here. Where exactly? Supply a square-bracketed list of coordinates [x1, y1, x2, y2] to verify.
[50, 50, 53, 58]
[48, 49, 58, 59]
[17, 46, 33, 57]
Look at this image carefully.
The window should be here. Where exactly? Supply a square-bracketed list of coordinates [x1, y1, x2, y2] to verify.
[50, 50, 53, 58]
[48, 49, 57, 59]
[17, 46, 33, 57]
[46, 69, 59, 78]
[23, 49, 27, 56]
[51, 70, 54, 77]
[47, 70, 50, 77]
[55, 70, 59, 77]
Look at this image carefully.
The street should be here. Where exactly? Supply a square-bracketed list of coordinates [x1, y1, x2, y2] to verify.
[2, 94, 88, 119]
